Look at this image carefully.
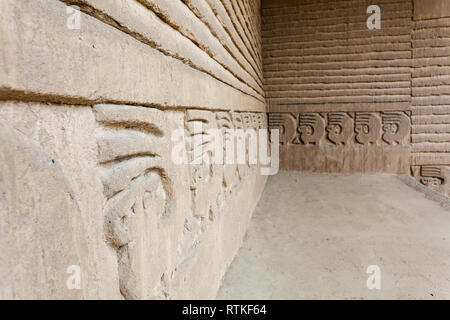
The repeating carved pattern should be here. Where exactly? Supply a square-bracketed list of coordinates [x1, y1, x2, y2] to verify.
[231, 112, 249, 181]
[268, 113, 297, 145]
[326, 113, 354, 145]
[185, 109, 222, 226]
[268, 111, 410, 146]
[355, 113, 382, 146]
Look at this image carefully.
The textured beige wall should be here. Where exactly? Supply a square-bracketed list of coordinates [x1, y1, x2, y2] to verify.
[263, 0, 450, 194]
[0, 0, 267, 299]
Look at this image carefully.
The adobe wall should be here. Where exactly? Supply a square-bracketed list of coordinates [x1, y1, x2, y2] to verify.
[411, 0, 450, 195]
[263, 0, 450, 196]
[0, 0, 267, 299]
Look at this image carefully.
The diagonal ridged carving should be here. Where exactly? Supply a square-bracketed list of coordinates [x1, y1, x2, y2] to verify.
[94, 104, 175, 300]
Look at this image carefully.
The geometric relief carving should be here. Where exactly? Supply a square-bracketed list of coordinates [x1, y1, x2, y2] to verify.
[298, 113, 325, 145]
[231, 111, 244, 131]
[412, 165, 450, 196]
[94, 104, 174, 299]
[256, 113, 267, 129]
[420, 166, 445, 187]
[326, 113, 354, 145]
[93, 106, 267, 297]
[268, 111, 410, 147]
[382, 112, 410, 145]
[355, 113, 382, 145]
[231, 112, 249, 181]
[216, 111, 237, 193]
[241, 112, 253, 130]
[235, 111, 264, 179]
[185, 109, 222, 223]
[182, 109, 267, 257]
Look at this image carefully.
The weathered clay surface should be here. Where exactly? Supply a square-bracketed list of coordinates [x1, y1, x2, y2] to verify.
[0, 102, 120, 299]
[269, 111, 411, 173]
[0, 0, 264, 112]
[0, 0, 267, 299]
[219, 172, 450, 300]
[0, 101, 267, 299]
[262, 0, 450, 195]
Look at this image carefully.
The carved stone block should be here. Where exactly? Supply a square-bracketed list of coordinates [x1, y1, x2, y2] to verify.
[271, 110, 411, 173]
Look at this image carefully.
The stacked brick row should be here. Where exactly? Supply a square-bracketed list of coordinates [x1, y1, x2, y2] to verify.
[262, 0, 412, 112]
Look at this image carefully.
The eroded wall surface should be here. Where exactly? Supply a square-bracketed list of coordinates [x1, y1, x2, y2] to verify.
[263, 0, 412, 173]
[0, 0, 267, 299]
[411, 0, 450, 195]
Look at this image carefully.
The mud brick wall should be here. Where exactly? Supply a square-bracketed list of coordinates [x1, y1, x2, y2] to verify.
[263, 0, 413, 173]
[0, 0, 267, 299]
[263, 0, 450, 194]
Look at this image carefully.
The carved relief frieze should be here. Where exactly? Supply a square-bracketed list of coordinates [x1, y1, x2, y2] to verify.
[185, 109, 223, 225]
[326, 113, 354, 145]
[298, 113, 325, 145]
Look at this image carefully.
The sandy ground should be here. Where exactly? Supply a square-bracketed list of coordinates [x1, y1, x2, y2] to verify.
[217, 172, 450, 300]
